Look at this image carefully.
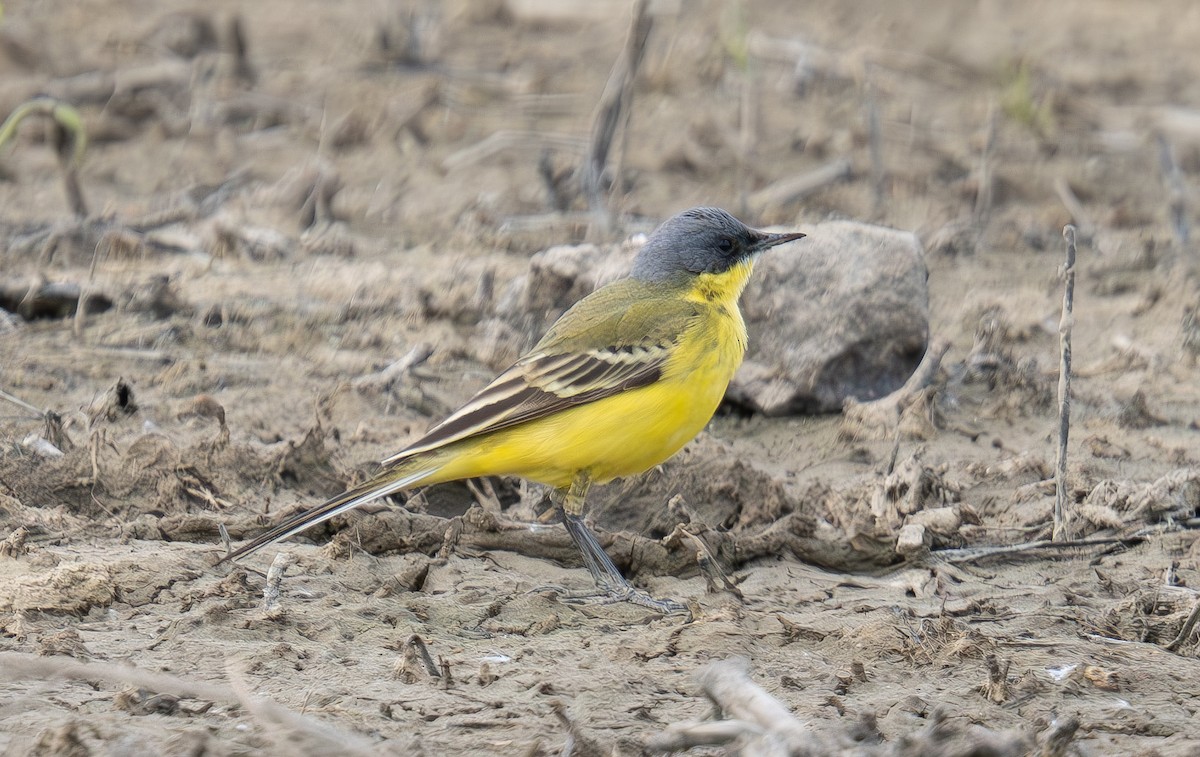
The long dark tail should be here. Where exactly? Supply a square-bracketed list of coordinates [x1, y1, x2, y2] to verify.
[219, 462, 443, 562]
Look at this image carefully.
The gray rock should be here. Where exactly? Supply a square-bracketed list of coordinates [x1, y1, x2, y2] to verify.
[737, 220, 929, 414]
[489, 219, 928, 415]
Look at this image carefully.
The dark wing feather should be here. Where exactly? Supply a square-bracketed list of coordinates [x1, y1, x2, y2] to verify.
[381, 278, 702, 465]
[384, 343, 670, 462]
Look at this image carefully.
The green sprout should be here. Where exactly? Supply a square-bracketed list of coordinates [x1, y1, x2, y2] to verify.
[0, 96, 89, 216]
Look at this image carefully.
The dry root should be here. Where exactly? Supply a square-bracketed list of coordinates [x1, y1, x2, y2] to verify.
[841, 339, 949, 442]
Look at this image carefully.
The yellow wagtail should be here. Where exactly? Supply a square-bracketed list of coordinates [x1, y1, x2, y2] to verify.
[222, 207, 805, 610]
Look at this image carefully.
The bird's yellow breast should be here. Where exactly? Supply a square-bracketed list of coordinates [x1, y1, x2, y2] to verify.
[431, 261, 754, 488]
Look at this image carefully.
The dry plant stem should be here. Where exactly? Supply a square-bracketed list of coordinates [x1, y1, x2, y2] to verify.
[1157, 134, 1190, 248]
[973, 104, 997, 225]
[262, 551, 294, 613]
[696, 658, 810, 750]
[350, 342, 434, 392]
[645, 720, 767, 751]
[982, 654, 1010, 703]
[402, 634, 441, 677]
[866, 74, 884, 217]
[442, 131, 584, 172]
[0, 652, 236, 703]
[676, 528, 742, 598]
[442, 503, 889, 574]
[700, 662, 811, 743]
[580, 0, 652, 225]
[224, 662, 377, 757]
[933, 535, 1138, 564]
[1040, 716, 1080, 757]
[218, 523, 232, 556]
[1053, 226, 1077, 542]
[0, 387, 44, 419]
[72, 235, 107, 338]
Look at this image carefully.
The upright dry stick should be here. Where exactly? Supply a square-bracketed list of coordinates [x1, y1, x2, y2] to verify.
[973, 104, 996, 226]
[1157, 134, 1190, 249]
[580, 0, 652, 228]
[1053, 226, 1077, 541]
[866, 72, 884, 218]
[262, 551, 295, 614]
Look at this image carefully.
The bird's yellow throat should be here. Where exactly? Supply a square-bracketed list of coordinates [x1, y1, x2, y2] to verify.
[686, 258, 756, 308]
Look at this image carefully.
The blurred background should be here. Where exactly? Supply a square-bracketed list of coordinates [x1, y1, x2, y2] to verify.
[1, 0, 1197, 252]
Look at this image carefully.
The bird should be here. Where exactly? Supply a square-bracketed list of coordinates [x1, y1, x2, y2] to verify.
[221, 207, 805, 611]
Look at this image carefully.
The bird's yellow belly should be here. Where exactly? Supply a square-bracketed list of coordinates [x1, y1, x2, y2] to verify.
[434, 311, 744, 489]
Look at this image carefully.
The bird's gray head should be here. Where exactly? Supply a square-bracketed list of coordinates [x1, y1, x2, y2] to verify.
[630, 207, 805, 281]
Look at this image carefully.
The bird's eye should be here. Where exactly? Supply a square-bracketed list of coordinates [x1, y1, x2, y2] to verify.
[717, 237, 735, 254]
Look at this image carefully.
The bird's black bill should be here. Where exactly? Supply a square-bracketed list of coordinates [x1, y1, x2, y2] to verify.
[752, 230, 806, 252]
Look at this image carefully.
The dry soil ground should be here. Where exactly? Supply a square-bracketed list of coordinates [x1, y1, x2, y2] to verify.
[1, 1, 1200, 755]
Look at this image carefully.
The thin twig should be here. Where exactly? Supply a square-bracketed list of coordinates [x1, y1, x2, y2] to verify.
[402, 634, 441, 677]
[932, 536, 1139, 565]
[1157, 134, 1190, 249]
[1053, 226, 1077, 541]
[973, 103, 996, 225]
[0, 388, 44, 419]
[696, 658, 811, 753]
[73, 233, 108, 338]
[1164, 599, 1200, 652]
[866, 71, 884, 217]
[1053, 180, 1093, 239]
[350, 343, 434, 392]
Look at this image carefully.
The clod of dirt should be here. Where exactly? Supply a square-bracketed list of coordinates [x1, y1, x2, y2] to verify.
[113, 687, 182, 716]
[1081, 469, 1200, 529]
[89, 378, 139, 424]
[1116, 389, 1167, 429]
[0, 526, 31, 556]
[36, 628, 91, 659]
[270, 423, 344, 498]
[925, 219, 978, 257]
[0, 280, 113, 321]
[0, 563, 114, 614]
[143, 12, 218, 59]
[123, 275, 191, 319]
[960, 304, 1053, 412]
[589, 434, 795, 537]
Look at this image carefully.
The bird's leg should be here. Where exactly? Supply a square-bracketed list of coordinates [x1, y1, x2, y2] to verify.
[553, 473, 686, 615]
[557, 473, 625, 592]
